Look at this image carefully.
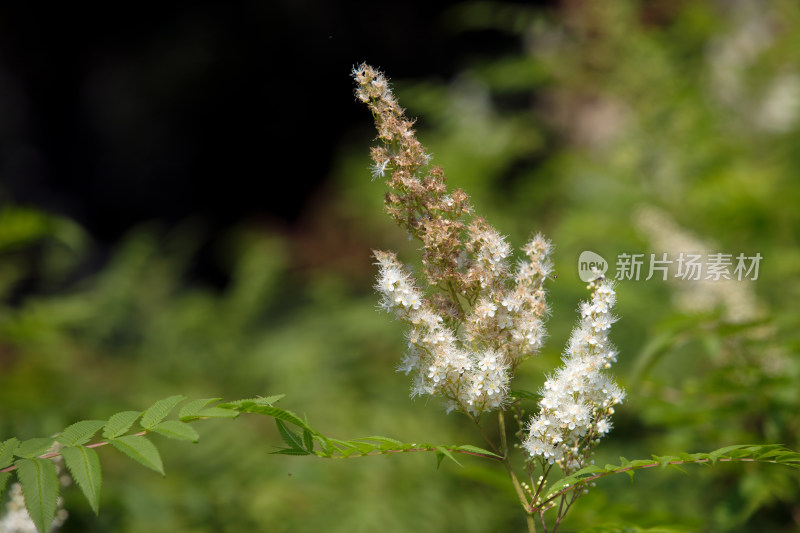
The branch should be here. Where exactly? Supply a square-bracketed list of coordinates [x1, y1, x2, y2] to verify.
[533, 444, 800, 513]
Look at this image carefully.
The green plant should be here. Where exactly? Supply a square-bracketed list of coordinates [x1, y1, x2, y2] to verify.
[2, 62, 799, 533]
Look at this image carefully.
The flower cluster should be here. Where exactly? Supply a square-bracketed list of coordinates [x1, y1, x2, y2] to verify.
[374, 245, 549, 415]
[523, 277, 625, 469]
[355, 63, 553, 416]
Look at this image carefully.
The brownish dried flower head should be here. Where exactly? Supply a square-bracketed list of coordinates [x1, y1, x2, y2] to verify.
[354, 63, 553, 415]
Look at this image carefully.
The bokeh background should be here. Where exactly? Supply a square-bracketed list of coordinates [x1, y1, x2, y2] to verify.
[2, 1, 799, 531]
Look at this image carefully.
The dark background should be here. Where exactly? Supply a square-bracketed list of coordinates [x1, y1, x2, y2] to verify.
[0, 1, 537, 244]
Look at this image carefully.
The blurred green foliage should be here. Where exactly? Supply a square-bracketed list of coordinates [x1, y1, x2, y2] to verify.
[2, 1, 800, 531]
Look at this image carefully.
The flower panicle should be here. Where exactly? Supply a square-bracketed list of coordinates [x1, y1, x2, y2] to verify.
[353, 62, 474, 303]
[373, 249, 511, 415]
[357, 64, 555, 417]
[522, 277, 625, 470]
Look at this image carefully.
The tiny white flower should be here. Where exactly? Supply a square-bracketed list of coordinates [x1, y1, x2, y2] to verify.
[525, 331, 539, 346]
[525, 437, 548, 458]
[466, 381, 484, 405]
[478, 353, 497, 372]
[592, 314, 611, 331]
[428, 363, 445, 384]
[370, 158, 390, 180]
[596, 419, 612, 435]
[485, 378, 502, 396]
[529, 417, 550, 437]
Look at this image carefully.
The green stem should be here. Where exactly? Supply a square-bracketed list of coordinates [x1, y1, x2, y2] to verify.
[464, 410, 501, 456]
[446, 280, 467, 316]
[499, 411, 536, 533]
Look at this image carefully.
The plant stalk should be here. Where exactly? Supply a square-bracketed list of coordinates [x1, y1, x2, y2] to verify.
[499, 410, 536, 533]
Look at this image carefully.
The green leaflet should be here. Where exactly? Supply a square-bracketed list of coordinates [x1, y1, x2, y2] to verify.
[0, 438, 19, 467]
[755, 444, 790, 460]
[668, 463, 689, 475]
[103, 411, 142, 439]
[15, 458, 59, 533]
[14, 437, 55, 459]
[61, 446, 102, 514]
[58, 420, 106, 446]
[179, 398, 238, 422]
[653, 455, 675, 468]
[355, 436, 403, 448]
[140, 395, 187, 430]
[151, 421, 200, 442]
[709, 444, 752, 460]
[273, 447, 312, 456]
[218, 395, 285, 412]
[0, 472, 10, 502]
[179, 398, 222, 419]
[110, 435, 164, 475]
[232, 403, 308, 429]
[545, 464, 607, 496]
[323, 438, 363, 456]
[678, 452, 699, 465]
[303, 429, 314, 453]
[314, 435, 331, 455]
[434, 446, 461, 468]
[349, 436, 412, 455]
[452, 444, 502, 459]
[275, 419, 308, 454]
[0, 438, 19, 502]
